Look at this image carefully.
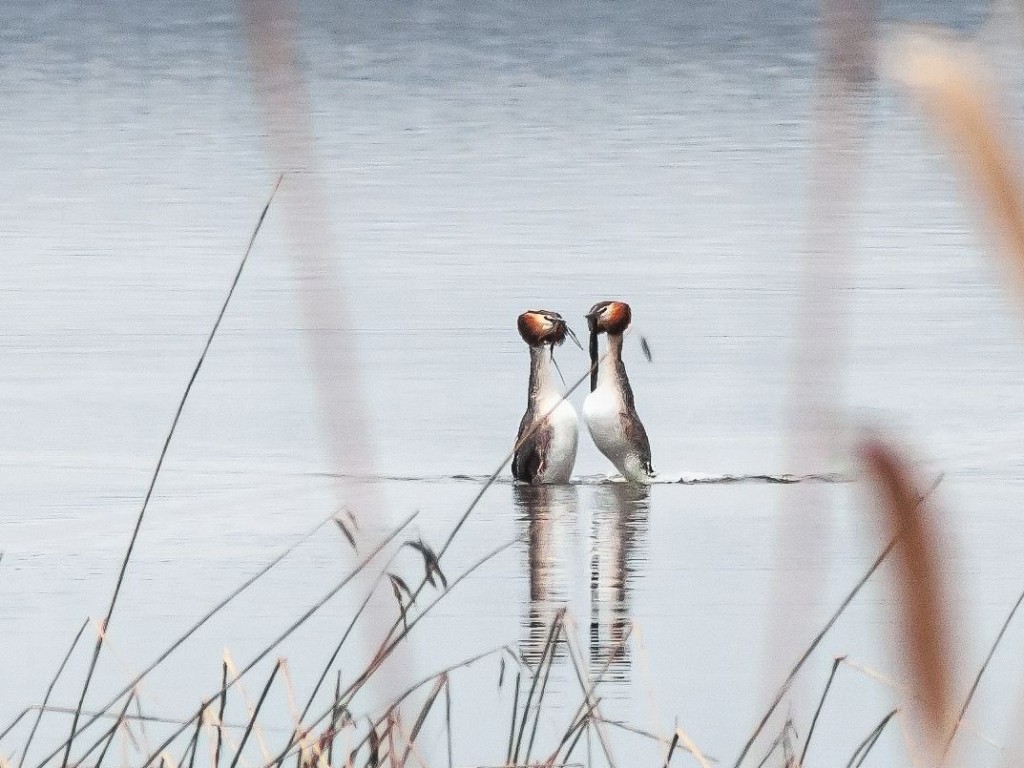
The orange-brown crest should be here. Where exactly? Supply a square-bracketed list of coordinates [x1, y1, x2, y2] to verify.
[517, 310, 568, 346]
[586, 300, 632, 335]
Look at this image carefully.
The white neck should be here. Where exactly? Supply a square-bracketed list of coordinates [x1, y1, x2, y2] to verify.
[595, 334, 623, 389]
[529, 345, 563, 404]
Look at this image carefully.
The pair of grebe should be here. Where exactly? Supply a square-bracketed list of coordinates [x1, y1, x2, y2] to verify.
[512, 301, 653, 485]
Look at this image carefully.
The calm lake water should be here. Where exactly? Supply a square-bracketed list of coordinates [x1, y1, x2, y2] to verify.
[3, 0, 1024, 765]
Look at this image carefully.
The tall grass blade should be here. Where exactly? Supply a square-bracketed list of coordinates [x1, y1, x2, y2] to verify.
[229, 661, 282, 768]
[214, 660, 229, 768]
[845, 708, 897, 768]
[944, 582, 1024, 756]
[399, 674, 446, 766]
[57, 174, 284, 768]
[798, 654, 844, 766]
[16, 617, 89, 768]
[134, 513, 415, 767]
[36, 511, 333, 768]
[93, 691, 136, 768]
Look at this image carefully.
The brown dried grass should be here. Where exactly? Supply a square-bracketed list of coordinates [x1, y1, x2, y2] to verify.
[860, 438, 954, 758]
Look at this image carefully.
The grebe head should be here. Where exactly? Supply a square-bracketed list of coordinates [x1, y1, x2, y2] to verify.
[517, 310, 580, 349]
[585, 300, 632, 335]
[585, 301, 632, 391]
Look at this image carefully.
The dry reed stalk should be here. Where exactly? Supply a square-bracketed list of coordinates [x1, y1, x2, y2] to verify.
[798, 655, 844, 766]
[340, 648, 505, 765]
[134, 515, 416, 768]
[837, 658, 1000, 751]
[15, 617, 89, 768]
[261, 542, 517, 768]
[229, 660, 283, 768]
[399, 674, 446, 767]
[58, 173, 283, 768]
[560, 619, 622, 768]
[94, 691, 136, 768]
[860, 438, 954, 759]
[214, 659, 229, 768]
[511, 609, 563, 765]
[44, 511, 333, 768]
[944, 582, 1024, 757]
[893, 33, 1024, 290]
[673, 728, 712, 768]
[630, 622, 668, 752]
[182, 701, 207, 768]
[845, 708, 897, 768]
[444, 680, 452, 768]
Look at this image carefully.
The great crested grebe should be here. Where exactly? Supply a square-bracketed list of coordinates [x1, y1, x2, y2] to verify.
[582, 300, 654, 483]
[512, 310, 580, 484]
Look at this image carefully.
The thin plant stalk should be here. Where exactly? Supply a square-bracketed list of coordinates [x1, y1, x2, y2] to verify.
[846, 709, 898, 768]
[92, 691, 137, 768]
[257, 541, 516, 768]
[523, 614, 564, 765]
[60, 174, 284, 768]
[943, 582, 1024, 757]
[512, 609, 563, 764]
[16, 617, 89, 768]
[506, 672, 521, 765]
[184, 702, 206, 768]
[734, 532, 898, 767]
[214, 660, 229, 768]
[228, 661, 282, 768]
[799, 655, 845, 766]
[106, 514, 415, 768]
[36, 510, 333, 768]
[444, 675, 453, 768]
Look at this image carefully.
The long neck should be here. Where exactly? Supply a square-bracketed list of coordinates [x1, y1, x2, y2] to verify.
[528, 345, 561, 404]
[596, 333, 625, 388]
[596, 334, 638, 409]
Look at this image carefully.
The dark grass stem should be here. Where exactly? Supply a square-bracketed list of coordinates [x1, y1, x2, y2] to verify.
[662, 732, 681, 768]
[444, 675, 453, 768]
[942, 582, 1024, 757]
[345, 648, 504, 765]
[134, 514, 415, 768]
[846, 709, 897, 768]
[512, 610, 563, 764]
[735, 472, 944, 767]
[36, 509, 331, 768]
[14, 617, 89, 767]
[297, 551, 401, 726]
[184, 701, 206, 768]
[214, 660, 229, 768]
[506, 672, 521, 765]
[523, 612, 564, 765]
[799, 654, 844, 766]
[733, 534, 897, 767]
[399, 673, 446, 765]
[59, 175, 284, 768]
[561, 623, 625, 768]
[259, 541, 516, 768]
[228, 660, 282, 768]
[88, 691, 136, 768]
[326, 671, 341, 768]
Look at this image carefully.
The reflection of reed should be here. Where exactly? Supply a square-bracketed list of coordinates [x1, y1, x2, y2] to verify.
[514, 484, 577, 666]
[589, 484, 650, 682]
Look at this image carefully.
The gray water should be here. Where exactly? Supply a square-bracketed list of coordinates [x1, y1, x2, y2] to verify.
[3, 0, 1024, 765]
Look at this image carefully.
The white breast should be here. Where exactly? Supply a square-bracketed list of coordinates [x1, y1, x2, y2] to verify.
[583, 385, 629, 472]
[536, 397, 579, 483]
